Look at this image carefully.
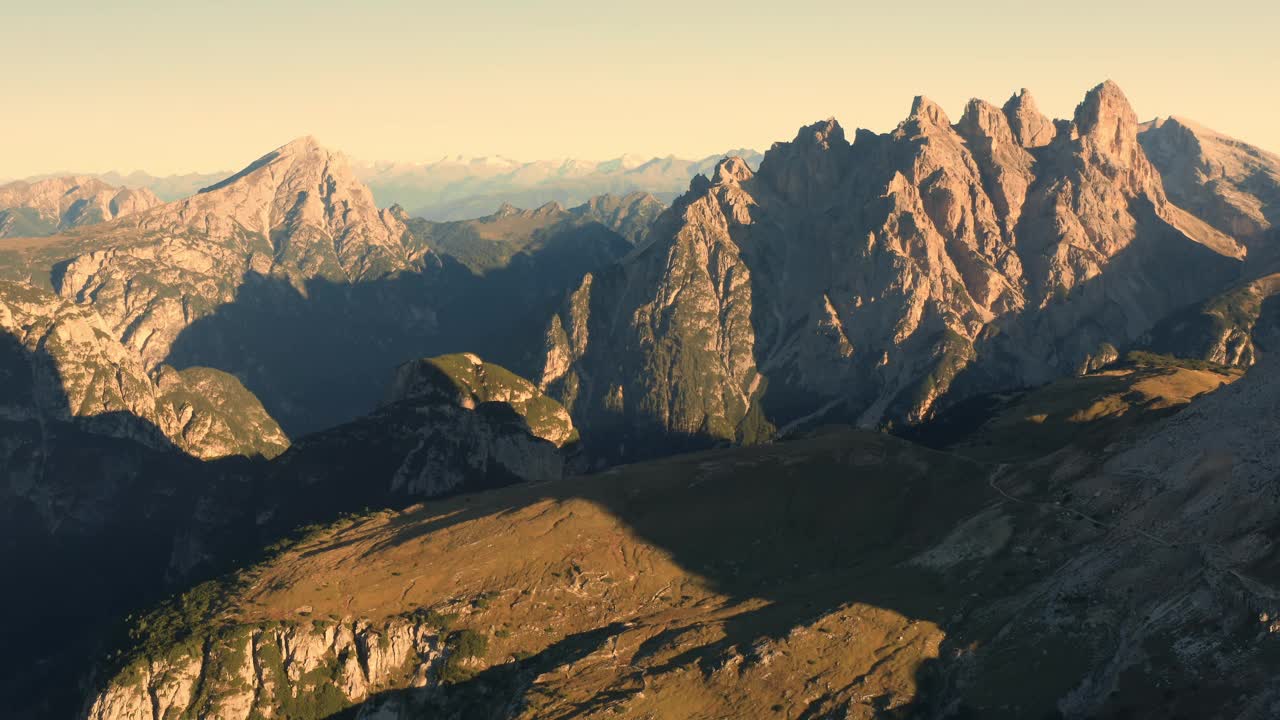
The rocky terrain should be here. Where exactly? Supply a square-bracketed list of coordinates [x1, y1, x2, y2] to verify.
[0, 280, 287, 467]
[243, 353, 578, 540]
[3, 79, 1280, 719]
[0, 302, 578, 718]
[1139, 115, 1280, 256]
[0, 176, 160, 237]
[84, 351, 1280, 719]
[0, 140, 647, 435]
[538, 82, 1257, 459]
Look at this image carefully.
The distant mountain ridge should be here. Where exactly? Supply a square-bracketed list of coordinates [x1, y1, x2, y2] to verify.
[15, 149, 763, 226]
[355, 149, 763, 221]
[0, 176, 161, 237]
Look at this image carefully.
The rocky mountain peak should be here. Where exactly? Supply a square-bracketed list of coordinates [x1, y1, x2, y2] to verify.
[1138, 114, 1280, 245]
[120, 134, 408, 274]
[793, 118, 846, 149]
[713, 156, 755, 185]
[1073, 80, 1139, 144]
[1063, 80, 1167, 197]
[532, 200, 567, 217]
[957, 98, 1015, 145]
[278, 134, 322, 154]
[757, 119, 848, 203]
[1001, 88, 1056, 148]
[196, 134, 352, 197]
[908, 95, 952, 129]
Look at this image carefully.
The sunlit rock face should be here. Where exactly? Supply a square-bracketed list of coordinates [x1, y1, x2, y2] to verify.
[540, 81, 1247, 456]
[49, 136, 426, 370]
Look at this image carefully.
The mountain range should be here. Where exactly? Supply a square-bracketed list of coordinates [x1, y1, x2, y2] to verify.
[538, 82, 1273, 459]
[2, 80, 1280, 719]
[10, 149, 764, 225]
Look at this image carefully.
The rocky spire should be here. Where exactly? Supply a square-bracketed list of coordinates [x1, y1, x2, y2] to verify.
[757, 118, 848, 205]
[713, 156, 755, 185]
[1002, 88, 1056, 148]
[908, 95, 952, 129]
[957, 98, 1015, 145]
[1074, 80, 1138, 139]
[1069, 80, 1157, 191]
[794, 117, 846, 149]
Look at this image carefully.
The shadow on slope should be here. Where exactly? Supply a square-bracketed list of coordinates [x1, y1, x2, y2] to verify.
[225, 429, 1095, 719]
[163, 221, 631, 436]
[3, 327, 583, 719]
[0, 332, 260, 720]
[315, 397, 1256, 718]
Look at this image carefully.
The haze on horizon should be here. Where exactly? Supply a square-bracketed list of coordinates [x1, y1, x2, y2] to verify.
[6, 0, 1278, 178]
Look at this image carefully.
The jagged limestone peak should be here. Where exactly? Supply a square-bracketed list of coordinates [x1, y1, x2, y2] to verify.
[908, 95, 952, 129]
[1001, 87, 1057, 147]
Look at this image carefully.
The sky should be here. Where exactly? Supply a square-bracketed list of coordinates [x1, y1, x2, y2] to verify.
[5, 0, 1279, 177]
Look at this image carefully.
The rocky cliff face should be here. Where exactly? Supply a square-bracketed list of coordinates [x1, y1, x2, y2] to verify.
[387, 353, 578, 447]
[0, 177, 161, 237]
[1142, 272, 1280, 367]
[540, 82, 1248, 455]
[0, 280, 286, 464]
[86, 616, 445, 720]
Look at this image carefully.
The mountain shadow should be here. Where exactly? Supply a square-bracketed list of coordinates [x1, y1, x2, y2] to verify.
[215, 427, 1086, 719]
[0, 331, 263, 720]
[296, 393, 1260, 718]
[163, 220, 632, 437]
[3, 326, 591, 719]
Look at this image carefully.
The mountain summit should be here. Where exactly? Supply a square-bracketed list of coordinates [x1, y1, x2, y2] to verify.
[118, 135, 415, 281]
[538, 81, 1251, 458]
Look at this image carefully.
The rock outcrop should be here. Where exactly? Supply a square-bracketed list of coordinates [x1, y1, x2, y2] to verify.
[1142, 272, 1280, 367]
[388, 353, 578, 447]
[0, 177, 160, 237]
[0, 280, 286, 463]
[252, 354, 576, 532]
[86, 616, 445, 720]
[83, 356, 1280, 717]
[540, 81, 1248, 456]
[4, 144, 653, 436]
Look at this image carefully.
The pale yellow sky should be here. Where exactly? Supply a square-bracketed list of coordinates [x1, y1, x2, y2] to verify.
[5, 1, 1278, 177]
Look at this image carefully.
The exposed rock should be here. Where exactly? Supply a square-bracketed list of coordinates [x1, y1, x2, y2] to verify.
[0, 280, 285, 460]
[1142, 272, 1280, 366]
[49, 136, 426, 371]
[254, 354, 575, 529]
[86, 617, 445, 720]
[155, 366, 290, 460]
[13, 149, 651, 436]
[1139, 114, 1280, 254]
[1002, 88, 1057, 148]
[539, 81, 1249, 457]
[0, 177, 160, 237]
[388, 353, 578, 447]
